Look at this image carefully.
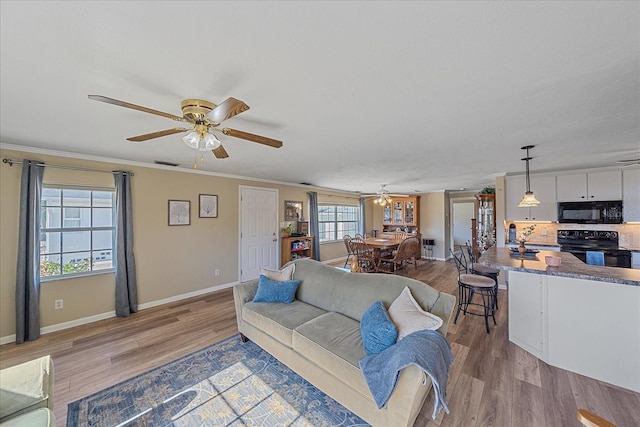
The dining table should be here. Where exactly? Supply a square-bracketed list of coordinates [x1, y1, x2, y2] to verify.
[363, 236, 402, 251]
[363, 236, 402, 261]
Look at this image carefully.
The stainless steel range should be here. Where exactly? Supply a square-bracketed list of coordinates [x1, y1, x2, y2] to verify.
[557, 230, 631, 268]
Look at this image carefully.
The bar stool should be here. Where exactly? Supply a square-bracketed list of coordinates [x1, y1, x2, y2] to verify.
[465, 243, 500, 310]
[451, 249, 497, 334]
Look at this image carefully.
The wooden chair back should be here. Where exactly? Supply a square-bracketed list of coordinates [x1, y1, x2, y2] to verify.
[577, 409, 617, 427]
[350, 238, 377, 272]
[343, 235, 354, 255]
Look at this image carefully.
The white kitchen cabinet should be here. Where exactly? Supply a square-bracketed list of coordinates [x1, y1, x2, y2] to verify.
[632, 252, 640, 269]
[528, 175, 557, 221]
[506, 175, 529, 221]
[509, 270, 640, 393]
[509, 271, 546, 359]
[623, 168, 640, 222]
[556, 171, 622, 201]
[505, 175, 557, 221]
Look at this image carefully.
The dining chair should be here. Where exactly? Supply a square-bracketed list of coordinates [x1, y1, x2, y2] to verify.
[393, 230, 407, 241]
[343, 235, 355, 268]
[586, 251, 605, 266]
[378, 236, 420, 274]
[450, 249, 497, 334]
[350, 239, 378, 272]
[465, 242, 500, 309]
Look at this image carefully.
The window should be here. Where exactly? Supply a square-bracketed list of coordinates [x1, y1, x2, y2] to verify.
[40, 187, 115, 279]
[318, 204, 360, 243]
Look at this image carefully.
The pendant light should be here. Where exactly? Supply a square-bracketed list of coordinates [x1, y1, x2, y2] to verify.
[517, 145, 540, 207]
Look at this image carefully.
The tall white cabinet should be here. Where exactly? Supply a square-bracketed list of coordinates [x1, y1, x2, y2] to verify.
[623, 168, 640, 222]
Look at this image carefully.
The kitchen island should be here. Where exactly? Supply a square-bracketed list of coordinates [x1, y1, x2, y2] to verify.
[479, 247, 640, 393]
[481, 246, 640, 286]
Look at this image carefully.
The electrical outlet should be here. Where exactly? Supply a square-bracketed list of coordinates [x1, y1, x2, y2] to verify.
[54, 299, 63, 310]
[215, 269, 220, 276]
[542, 229, 548, 236]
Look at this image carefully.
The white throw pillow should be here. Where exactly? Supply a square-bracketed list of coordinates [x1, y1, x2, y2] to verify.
[259, 263, 295, 282]
[388, 286, 443, 340]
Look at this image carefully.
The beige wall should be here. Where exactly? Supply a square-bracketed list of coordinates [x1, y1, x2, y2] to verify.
[0, 148, 353, 340]
[419, 192, 448, 260]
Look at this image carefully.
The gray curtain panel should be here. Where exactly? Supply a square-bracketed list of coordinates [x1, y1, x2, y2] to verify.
[113, 171, 138, 317]
[307, 191, 320, 261]
[15, 160, 44, 344]
[359, 197, 366, 236]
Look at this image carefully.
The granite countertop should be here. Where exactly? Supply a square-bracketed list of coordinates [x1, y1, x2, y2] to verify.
[480, 247, 640, 286]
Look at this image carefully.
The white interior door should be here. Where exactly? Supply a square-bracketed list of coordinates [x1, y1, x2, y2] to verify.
[452, 201, 475, 249]
[240, 186, 279, 282]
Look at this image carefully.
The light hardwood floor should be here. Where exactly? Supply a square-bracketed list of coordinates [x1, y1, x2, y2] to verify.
[1, 259, 638, 426]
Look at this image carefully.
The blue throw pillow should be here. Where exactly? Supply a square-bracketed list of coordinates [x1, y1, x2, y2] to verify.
[360, 301, 398, 356]
[252, 275, 301, 304]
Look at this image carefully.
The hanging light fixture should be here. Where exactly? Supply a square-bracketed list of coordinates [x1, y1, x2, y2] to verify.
[182, 122, 221, 168]
[372, 194, 392, 206]
[517, 145, 540, 207]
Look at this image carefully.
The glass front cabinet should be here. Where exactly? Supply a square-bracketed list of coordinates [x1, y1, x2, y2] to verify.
[381, 196, 420, 233]
[475, 194, 496, 252]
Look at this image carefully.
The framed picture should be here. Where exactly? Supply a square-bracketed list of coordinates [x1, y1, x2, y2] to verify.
[168, 200, 190, 226]
[199, 194, 218, 218]
[285, 200, 303, 221]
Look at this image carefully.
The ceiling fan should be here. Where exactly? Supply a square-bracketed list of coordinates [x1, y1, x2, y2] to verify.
[88, 95, 282, 167]
[361, 185, 409, 206]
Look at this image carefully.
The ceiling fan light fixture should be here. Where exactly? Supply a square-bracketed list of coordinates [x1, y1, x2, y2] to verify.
[203, 133, 221, 150]
[182, 131, 200, 149]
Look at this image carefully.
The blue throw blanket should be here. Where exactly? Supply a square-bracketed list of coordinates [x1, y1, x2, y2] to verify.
[359, 329, 454, 420]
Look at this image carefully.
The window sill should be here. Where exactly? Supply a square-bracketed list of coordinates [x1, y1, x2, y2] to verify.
[40, 269, 115, 283]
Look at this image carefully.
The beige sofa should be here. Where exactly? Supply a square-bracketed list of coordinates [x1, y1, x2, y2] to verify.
[0, 355, 55, 426]
[233, 258, 456, 427]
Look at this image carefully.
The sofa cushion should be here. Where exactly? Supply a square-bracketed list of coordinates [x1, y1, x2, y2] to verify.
[253, 275, 300, 304]
[360, 301, 398, 355]
[292, 312, 372, 399]
[0, 356, 53, 423]
[242, 300, 327, 347]
[389, 286, 443, 340]
[292, 258, 443, 324]
[260, 263, 295, 281]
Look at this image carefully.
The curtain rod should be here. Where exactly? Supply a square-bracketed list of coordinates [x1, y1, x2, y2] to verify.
[2, 158, 134, 176]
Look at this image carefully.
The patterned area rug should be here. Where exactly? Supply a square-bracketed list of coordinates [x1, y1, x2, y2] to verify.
[67, 334, 368, 426]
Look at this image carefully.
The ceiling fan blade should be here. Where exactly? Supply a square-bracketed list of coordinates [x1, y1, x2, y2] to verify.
[208, 97, 250, 123]
[222, 128, 283, 148]
[212, 144, 229, 159]
[88, 95, 188, 122]
[126, 127, 190, 142]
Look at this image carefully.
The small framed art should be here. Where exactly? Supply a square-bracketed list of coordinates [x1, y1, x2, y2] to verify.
[199, 194, 218, 218]
[168, 200, 190, 226]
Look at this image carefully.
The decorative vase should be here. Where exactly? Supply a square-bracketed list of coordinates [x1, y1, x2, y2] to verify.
[518, 240, 527, 258]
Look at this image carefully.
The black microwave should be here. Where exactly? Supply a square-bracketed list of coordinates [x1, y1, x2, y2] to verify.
[557, 200, 623, 224]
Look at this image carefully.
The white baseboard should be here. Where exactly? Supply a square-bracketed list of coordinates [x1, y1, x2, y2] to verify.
[0, 281, 239, 345]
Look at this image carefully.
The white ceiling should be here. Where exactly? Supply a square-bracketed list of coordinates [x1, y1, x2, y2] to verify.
[1, 1, 638, 195]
